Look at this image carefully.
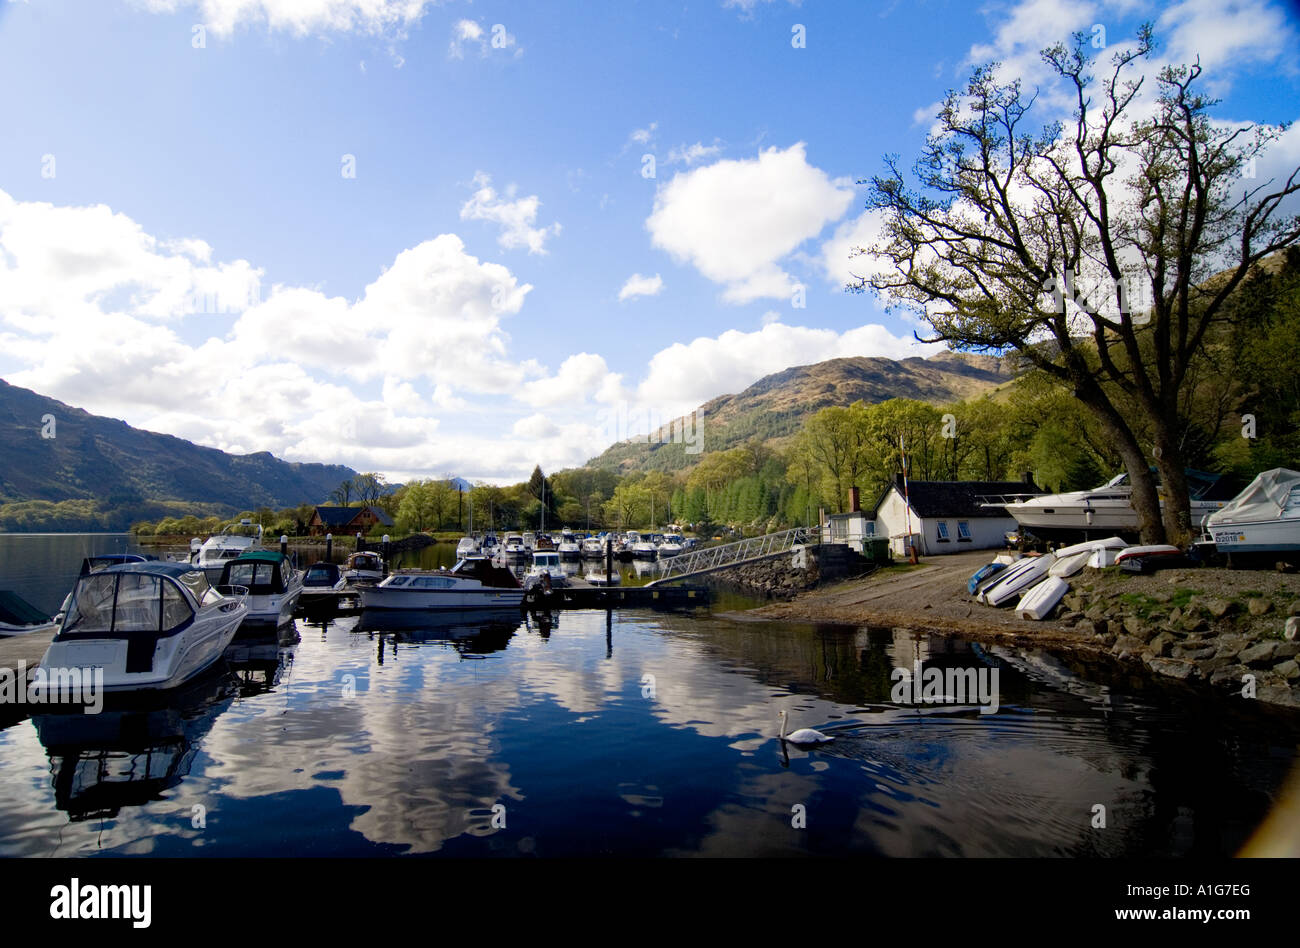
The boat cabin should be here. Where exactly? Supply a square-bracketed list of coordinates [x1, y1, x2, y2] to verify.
[58, 563, 214, 642]
[220, 551, 295, 595]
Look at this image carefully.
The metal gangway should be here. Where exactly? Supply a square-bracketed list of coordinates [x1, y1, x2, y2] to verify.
[646, 526, 816, 586]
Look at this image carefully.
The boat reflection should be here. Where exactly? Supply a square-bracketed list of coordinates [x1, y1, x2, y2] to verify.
[30, 667, 240, 823]
[224, 621, 298, 697]
[354, 608, 521, 656]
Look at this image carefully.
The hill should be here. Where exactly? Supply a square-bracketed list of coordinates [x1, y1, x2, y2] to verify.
[589, 350, 1016, 474]
[0, 379, 358, 530]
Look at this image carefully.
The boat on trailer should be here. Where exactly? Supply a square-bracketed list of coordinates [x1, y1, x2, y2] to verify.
[40, 562, 248, 692]
[1203, 468, 1300, 557]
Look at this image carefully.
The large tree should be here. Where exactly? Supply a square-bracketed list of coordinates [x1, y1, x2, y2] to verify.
[855, 25, 1300, 543]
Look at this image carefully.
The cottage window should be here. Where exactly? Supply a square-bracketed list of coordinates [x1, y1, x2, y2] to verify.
[957, 521, 972, 541]
[936, 521, 950, 542]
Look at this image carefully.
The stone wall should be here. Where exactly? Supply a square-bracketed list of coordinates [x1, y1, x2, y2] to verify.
[711, 544, 871, 600]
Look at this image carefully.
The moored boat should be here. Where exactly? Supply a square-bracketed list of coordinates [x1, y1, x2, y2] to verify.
[300, 561, 346, 605]
[219, 551, 303, 626]
[343, 550, 385, 585]
[191, 520, 264, 583]
[40, 562, 248, 692]
[358, 557, 524, 611]
[0, 590, 57, 638]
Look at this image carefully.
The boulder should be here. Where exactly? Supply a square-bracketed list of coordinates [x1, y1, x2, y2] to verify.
[1286, 616, 1299, 641]
[1273, 659, 1300, 680]
[1147, 658, 1195, 681]
[1148, 632, 1177, 657]
[1168, 606, 1183, 624]
[1203, 598, 1235, 619]
[1239, 641, 1279, 667]
[1247, 597, 1274, 616]
[1273, 642, 1300, 660]
[1173, 644, 1218, 661]
[1123, 616, 1151, 640]
[1210, 664, 1248, 687]
[1112, 634, 1147, 656]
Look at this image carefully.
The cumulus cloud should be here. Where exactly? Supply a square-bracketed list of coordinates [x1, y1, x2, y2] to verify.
[628, 123, 658, 146]
[646, 143, 855, 304]
[617, 273, 664, 302]
[459, 172, 561, 255]
[635, 320, 937, 418]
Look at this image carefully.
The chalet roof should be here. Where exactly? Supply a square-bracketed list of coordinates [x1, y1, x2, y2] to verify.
[312, 505, 394, 527]
[870, 474, 1043, 520]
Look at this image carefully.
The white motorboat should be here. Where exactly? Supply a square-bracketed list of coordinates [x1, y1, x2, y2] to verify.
[1203, 468, 1300, 555]
[584, 569, 621, 586]
[581, 535, 608, 558]
[0, 590, 57, 637]
[343, 550, 385, 584]
[525, 551, 569, 588]
[996, 470, 1233, 541]
[40, 562, 248, 692]
[658, 533, 686, 557]
[631, 533, 659, 559]
[981, 554, 1056, 606]
[456, 536, 480, 558]
[522, 532, 537, 552]
[504, 534, 527, 557]
[218, 551, 303, 626]
[557, 530, 581, 560]
[191, 520, 264, 583]
[359, 557, 524, 611]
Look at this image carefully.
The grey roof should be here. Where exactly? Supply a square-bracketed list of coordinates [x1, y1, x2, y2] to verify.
[869, 474, 1043, 519]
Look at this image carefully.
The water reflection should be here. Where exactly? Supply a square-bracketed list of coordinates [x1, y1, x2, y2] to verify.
[0, 604, 1296, 857]
[31, 669, 239, 824]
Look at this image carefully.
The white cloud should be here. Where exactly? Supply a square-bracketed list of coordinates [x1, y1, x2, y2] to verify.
[617, 273, 664, 302]
[635, 320, 937, 419]
[667, 141, 723, 165]
[459, 172, 561, 255]
[517, 353, 628, 409]
[820, 209, 893, 288]
[629, 123, 658, 146]
[448, 17, 519, 58]
[646, 143, 855, 303]
[1158, 0, 1297, 75]
[134, 0, 438, 38]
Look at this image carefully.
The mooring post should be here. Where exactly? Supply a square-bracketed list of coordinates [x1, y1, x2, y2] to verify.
[325, 533, 333, 562]
[356, 531, 363, 553]
[605, 534, 613, 587]
[382, 534, 391, 574]
[280, 534, 288, 556]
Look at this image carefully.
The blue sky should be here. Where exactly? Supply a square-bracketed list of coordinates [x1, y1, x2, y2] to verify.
[1, 0, 1297, 483]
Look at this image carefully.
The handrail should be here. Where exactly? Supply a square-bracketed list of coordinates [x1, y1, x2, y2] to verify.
[648, 527, 813, 585]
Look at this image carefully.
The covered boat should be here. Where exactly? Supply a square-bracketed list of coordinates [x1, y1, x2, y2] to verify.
[0, 590, 56, 637]
[191, 520, 264, 583]
[218, 551, 303, 626]
[40, 562, 248, 692]
[1204, 468, 1300, 555]
[300, 561, 346, 605]
[343, 550, 385, 584]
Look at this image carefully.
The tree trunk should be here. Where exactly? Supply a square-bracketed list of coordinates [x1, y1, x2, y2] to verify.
[1074, 381, 1167, 544]
[1151, 427, 1195, 546]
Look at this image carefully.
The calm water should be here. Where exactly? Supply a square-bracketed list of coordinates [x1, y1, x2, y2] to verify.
[1, 534, 1298, 857]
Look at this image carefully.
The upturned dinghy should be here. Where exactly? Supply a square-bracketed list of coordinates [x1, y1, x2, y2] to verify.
[1016, 576, 1069, 620]
[981, 554, 1055, 606]
[967, 561, 1008, 595]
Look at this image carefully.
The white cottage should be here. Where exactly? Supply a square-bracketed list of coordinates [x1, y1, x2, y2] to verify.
[868, 474, 1043, 557]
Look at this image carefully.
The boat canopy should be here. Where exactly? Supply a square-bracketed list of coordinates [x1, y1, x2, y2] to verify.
[58, 565, 201, 642]
[1207, 469, 1300, 526]
[221, 551, 293, 594]
[0, 590, 51, 626]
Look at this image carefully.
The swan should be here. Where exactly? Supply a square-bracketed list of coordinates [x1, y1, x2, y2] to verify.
[778, 710, 834, 745]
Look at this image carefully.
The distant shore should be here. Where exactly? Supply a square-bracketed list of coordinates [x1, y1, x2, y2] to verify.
[736, 549, 1300, 711]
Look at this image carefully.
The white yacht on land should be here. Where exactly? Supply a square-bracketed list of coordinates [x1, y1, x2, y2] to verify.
[359, 557, 524, 610]
[995, 470, 1233, 541]
[192, 520, 264, 583]
[41, 562, 248, 692]
[218, 551, 303, 626]
[1204, 468, 1300, 555]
